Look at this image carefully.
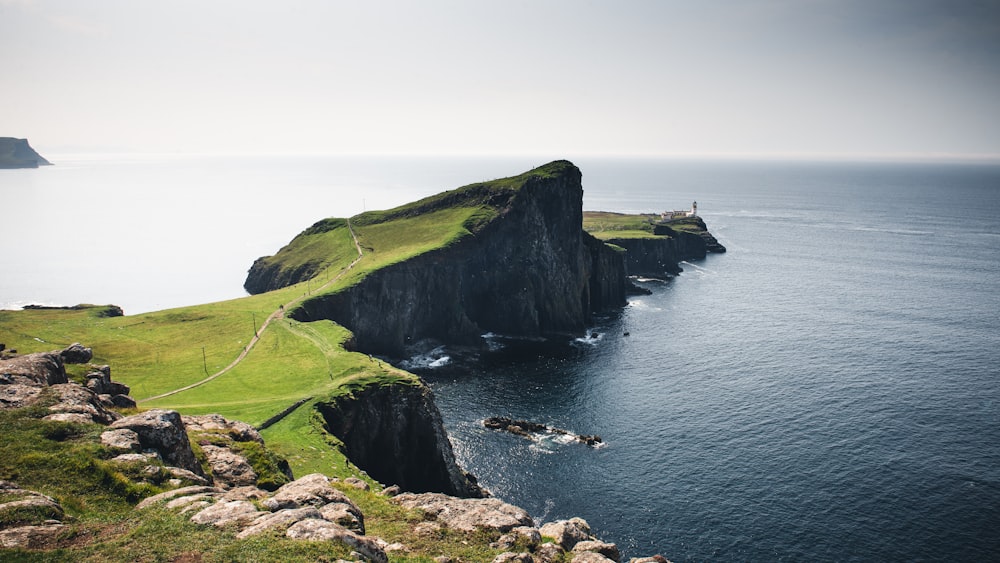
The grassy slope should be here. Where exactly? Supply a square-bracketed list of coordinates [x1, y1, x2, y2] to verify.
[0, 162, 576, 561]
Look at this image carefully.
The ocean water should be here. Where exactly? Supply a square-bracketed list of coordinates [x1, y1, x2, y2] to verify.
[3, 156, 999, 560]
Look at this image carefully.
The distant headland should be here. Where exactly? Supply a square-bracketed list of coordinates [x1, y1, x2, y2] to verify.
[0, 137, 52, 168]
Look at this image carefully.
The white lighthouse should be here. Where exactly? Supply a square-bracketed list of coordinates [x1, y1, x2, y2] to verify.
[690, 201, 698, 217]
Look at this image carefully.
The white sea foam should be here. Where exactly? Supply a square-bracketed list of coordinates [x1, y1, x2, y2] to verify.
[399, 345, 451, 370]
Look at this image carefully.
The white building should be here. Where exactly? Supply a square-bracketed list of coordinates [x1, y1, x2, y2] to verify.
[660, 201, 697, 220]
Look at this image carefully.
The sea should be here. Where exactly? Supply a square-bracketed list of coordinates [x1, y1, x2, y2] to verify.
[3, 155, 999, 561]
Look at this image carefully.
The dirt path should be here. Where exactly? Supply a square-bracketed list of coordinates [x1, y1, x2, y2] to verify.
[139, 220, 364, 403]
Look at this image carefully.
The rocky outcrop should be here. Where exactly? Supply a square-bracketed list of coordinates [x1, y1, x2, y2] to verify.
[280, 161, 628, 356]
[316, 383, 483, 498]
[0, 138, 51, 168]
[0, 346, 127, 423]
[109, 410, 205, 477]
[143, 474, 387, 563]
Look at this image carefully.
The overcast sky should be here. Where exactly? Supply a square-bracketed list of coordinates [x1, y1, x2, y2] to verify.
[3, 0, 999, 159]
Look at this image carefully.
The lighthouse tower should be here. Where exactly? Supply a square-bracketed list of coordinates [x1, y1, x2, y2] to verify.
[690, 201, 698, 217]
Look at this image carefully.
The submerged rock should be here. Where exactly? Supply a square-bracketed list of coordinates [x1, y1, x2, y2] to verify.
[484, 416, 603, 447]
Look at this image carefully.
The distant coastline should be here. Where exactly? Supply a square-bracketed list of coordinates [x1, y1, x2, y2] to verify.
[0, 138, 51, 168]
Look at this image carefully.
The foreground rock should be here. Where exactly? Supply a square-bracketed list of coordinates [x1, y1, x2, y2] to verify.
[143, 473, 384, 562]
[0, 481, 68, 549]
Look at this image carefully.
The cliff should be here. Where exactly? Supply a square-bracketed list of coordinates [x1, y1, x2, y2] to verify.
[250, 161, 631, 356]
[316, 382, 484, 498]
[0, 138, 51, 168]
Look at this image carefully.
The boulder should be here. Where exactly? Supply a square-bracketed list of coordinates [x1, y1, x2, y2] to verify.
[182, 414, 263, 444]
[110, 410, 204, 476]
[319, 502, 365, 534]
[572, 540, 621, 562]
[201, 445, 257, 489]
[136, 485, 223, 510]
[42, 412, 94, 424]
[235, 507, 323, 539]
[110, 394, 136, 409]
[59, 343, 93, 364]
[392, 492, 533, 533]
[189, 499, 260, 527]
[263, 473, 356, 512]
[285, 519, 387, 563]
[628, 557, 671, 563]
[540, 518, 592, 550]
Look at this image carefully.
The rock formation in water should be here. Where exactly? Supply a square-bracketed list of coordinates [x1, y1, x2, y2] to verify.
[0, 138, 51, 168]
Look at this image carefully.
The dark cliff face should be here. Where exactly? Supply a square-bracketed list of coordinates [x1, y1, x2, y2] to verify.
[291, 163, 628, 356]
[316, 383, 484, 498]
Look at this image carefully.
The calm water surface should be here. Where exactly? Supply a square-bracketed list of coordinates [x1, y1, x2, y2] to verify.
[3, 156, 999, 560]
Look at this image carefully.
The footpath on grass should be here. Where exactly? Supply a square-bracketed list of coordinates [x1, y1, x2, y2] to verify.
[139, 220, 364, 403]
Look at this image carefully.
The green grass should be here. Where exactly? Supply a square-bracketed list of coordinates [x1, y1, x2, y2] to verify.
[582, 211, 658, 240]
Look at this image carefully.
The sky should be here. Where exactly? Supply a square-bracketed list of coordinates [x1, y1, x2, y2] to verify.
[2, 0, 999, 160]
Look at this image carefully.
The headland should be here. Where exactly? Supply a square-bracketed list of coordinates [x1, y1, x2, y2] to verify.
[0, 160, 722, 561]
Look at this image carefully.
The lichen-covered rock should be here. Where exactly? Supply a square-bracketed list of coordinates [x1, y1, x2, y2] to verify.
[236, 507, 323, 539]
[110, 410, 204, 476]
[263, 473, 356, 512]
[182, 414, 263, 444]
[392, 492, 533, 533]
[101, 428, 141, 452]
[285, 519, 387, 563]
[539, 518, 592, 550]
[201, 445, 257, 489]
[42, 412, 94, 424]
[572, 540, 621, 562]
